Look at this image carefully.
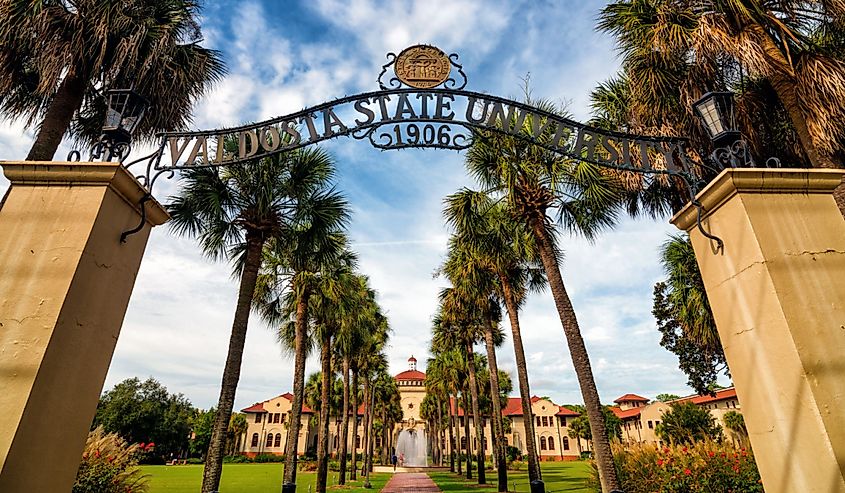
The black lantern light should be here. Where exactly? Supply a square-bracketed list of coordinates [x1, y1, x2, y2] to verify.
[693, 91, 740, 147]
[102, 88, 149, 144]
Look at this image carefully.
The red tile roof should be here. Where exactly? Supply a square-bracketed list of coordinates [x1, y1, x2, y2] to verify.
[395, 369, 426, 381]
[609, 406, 642, 420]
[614, 393, 649, 403]
[556, 406, 580, 417]
[240, 392, 314, 414]
[674, 387, 737, 406]
[502, 397, 523, 416]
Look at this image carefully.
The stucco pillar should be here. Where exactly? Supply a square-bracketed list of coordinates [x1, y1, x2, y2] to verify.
[0, 161, 168, 492]
[671, 168, 845, 493]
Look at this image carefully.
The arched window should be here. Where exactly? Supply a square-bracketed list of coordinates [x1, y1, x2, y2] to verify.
[460, 437, 467, 450]
[563, 437, 570, 451]
[540, 436, 547, 450]
[266, 433, 273, 447]
[251, 433, 259, 447]
[356, 435, 361, 448]
[274, 433, 282, 447]
[333, 435, 338, 449]
[548, 437, 555, 450]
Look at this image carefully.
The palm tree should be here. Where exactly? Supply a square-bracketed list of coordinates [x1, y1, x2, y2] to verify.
[334, 283, 375, 484]
[252, 177, 352, 489]
[466, 97, 625, 492]
[307, 261, 362, 493]
[226, 413, 248, 456]
[596, 0, 845, 211]
[439, 242, 509, 491]
[168, 147, 343, 493]
[356, 321, 390, 486]
[432, 291, 487, 485]
[442, 189, 547, 481]
[426, 355, 458, 472]
[1, 0, 225, 161]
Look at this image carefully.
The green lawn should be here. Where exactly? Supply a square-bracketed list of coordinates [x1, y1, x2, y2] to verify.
[139, 464, 392, 493]
[428, 461, 593, 493]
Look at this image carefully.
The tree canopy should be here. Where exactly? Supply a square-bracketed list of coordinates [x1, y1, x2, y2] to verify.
[93, 377, 194, 459]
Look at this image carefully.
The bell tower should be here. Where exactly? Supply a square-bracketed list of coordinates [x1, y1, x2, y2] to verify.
[408, 355, 417, 371]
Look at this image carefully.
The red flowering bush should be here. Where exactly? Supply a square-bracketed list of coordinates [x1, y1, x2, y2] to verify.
[589, 441, 763, 492]
[73, 427, 149, 493]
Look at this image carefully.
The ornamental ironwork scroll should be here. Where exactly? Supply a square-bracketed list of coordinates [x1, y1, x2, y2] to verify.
[117, 44, 721, 246]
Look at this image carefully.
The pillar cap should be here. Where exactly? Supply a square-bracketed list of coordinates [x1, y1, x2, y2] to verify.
[672, 168, 844, 231]
[1, 161, 169, 226]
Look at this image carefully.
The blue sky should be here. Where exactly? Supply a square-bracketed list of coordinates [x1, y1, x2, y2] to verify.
[0, 0, 727, 410]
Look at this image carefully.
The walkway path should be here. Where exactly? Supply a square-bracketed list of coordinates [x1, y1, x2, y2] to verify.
[381, 472, 441, 492]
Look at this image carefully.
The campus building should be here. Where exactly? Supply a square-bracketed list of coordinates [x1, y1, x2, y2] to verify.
[237, 356, 742, 459]
[610, 387, 741, 445]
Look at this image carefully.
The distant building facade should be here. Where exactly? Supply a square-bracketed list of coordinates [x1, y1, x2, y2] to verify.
[610, 388, 742, 445]
[236, 357, 743, 459]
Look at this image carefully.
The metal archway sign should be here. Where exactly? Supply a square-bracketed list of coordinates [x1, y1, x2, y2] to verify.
[115, 45, 720, 244]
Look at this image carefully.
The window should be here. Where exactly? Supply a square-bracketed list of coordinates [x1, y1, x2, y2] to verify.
[549, 438, 555, 450]
[648, 420, 653, 429]
[461, 437, 467, 450]
[563, 437, 570, 451]
[274, 433, 282, 447]
[536, 416, 541, 427]
[266, 433, 273, 447]
[254, 414, 262, 423]
[273, 413, 280, 423]
[356, 435, 361, 448]
[251, 433, 259, 447]
[540, 436, 547, 450]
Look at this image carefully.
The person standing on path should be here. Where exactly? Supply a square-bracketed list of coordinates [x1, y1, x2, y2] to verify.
[392, 453, 398, 471]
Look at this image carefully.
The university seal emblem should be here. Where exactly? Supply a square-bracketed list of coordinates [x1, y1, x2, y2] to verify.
[394, 45, 451, 89]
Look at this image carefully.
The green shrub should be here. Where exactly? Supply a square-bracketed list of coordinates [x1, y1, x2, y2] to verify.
[223, 455, 251, 463]
[185, 458, 204, 464]
[589, 441, 763, 492]
[506, 445, 522, 463]
[253, 453, 284, 463]
[508, 460, 525, 471]
[328, 459, 340, 471]
[73, 427, 149, 493]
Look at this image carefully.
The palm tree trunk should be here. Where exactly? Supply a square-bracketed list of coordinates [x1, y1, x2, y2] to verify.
[449, 394, 457, 473]
[316, 332, 332, 493]
[350, 369, 359, 481]
[201, 234, 264, 493]
[465, 341, 487, 485]
[283, 290, 310, 486]
[483, 319, 508, 492]
[364, 382, 376, 484]
[528, 217, 620, 493]
[462, 392, 472, 479]
[339, 357, 351, 484]
[498, 273, 541, 481]
[26, 72, 86, 161]
[436, 404, 444, 466]
[361, 381, 371, 482]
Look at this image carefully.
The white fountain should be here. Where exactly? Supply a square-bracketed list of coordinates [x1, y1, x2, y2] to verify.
[395, 428, 427, 467]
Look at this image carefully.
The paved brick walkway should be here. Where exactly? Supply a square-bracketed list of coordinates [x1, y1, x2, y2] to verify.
[381, 472, 441, 492]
